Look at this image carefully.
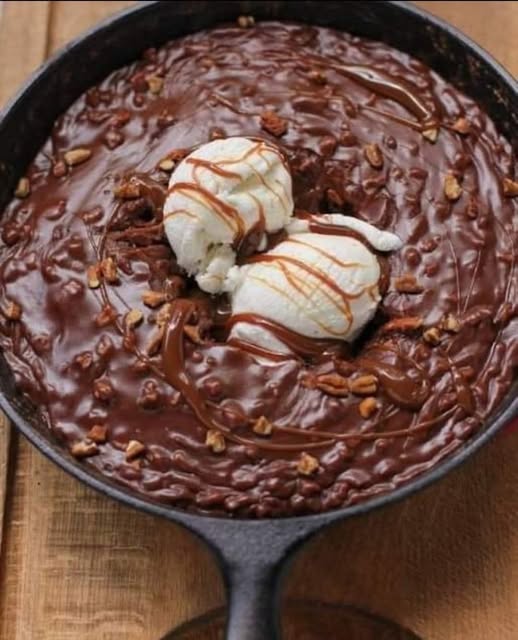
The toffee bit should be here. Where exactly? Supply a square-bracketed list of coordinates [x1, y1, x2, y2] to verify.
[363, 143, 384, 169]
[14, 177, 30, 198]
[359, 397, 378, 419]
[297, 452, 319, 476]
[124, 308, 143, 329]
[206, 429, 226, 453]
[64, 147, 92, 167]
[142, 290, 168, 308]
[503, 177, 518, 197]
[252, 416, 273, 436]
[87, 264, 101, 289]
[350, 374, 378, 396]
[146, 75, 164, 95]
[444, 173, 462, 201]
[87, 424, 108, 444]
[158, 158, 175, 172]
[125, 439, 146, 461]
[422, 128, 438, 143]
[71, 440, 99, 459]
[113, 179, 141, 199]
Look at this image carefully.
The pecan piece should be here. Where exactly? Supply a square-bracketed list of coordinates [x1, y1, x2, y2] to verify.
[503, 177, 518, 197]
[260, 110, 288, 137]
[350, 374, 378, 396]
[183, 324, 204, 344]
[359, 397, 378, 419]
[441, 313, 461, 333]
[64, 147, 92, 167]
[125, 439, 146, 461]
[394, 274, 424, 294]
[146, 74, 163, 95]
[142, 290, 168, 308]
[71, 440, 99, 459]
[315, 373, 349, 397]
[444, 173, 462, 201]
[423, 326, 442, 345]
[237, 15, 255, 28]
[252, 416, 273, 436]
[87, 424, 108, 444]
[297, 452, 319, 476]
[100, 257, 118, 284]
[4, 300, 22, 320]
[113, 179, 141, 199]
[452, 117, 470, 135]
[95, 305, 116, 327]
[379, 316, 423, 334]
[363, 143, 384, 169]
[14, 177, 30, 198]
[206, 429, 226, 453]
[124, 308, 143, 329]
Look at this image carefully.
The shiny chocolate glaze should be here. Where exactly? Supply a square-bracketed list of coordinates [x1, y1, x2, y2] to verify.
[0, 22, 516, 517]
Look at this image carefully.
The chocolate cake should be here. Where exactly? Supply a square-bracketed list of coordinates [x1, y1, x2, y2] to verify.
[0, 20, 516, 517]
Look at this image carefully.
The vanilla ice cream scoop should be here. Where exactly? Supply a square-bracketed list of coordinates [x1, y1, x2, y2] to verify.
[164, 137, 293, 294]
[226, 222, 402, 356]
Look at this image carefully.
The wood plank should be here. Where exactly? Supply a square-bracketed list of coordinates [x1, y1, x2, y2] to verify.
[0, 2, 517, 639]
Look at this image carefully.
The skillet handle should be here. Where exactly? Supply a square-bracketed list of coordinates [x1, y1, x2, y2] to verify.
[225, 557, 283, 640]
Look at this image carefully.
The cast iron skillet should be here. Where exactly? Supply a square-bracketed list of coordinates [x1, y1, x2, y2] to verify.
[0, 2, 516, 638]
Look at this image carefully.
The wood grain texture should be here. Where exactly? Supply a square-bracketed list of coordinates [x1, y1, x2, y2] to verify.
[0, 2, 517, 639]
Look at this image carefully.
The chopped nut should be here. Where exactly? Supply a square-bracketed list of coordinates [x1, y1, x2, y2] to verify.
[308, 69, 327, 84]
[125, 439, 146, 461]
[95, 305, 116, 327]
[260, 110, 288, 137]
[156, 302, 173, 327]
[113, 179, 141, 199]
[87, 424, 108, 444]
[64, 147, 92, 167]
[363, 143, 384, 169]
[100, 257, 118, 283]
[441, 313, 461, 333]
[71, 440, 99, 458]
[423, 326, 442, 345]
[145, 325, 165, 357]
[394, 274, 424, 294]
[125, 308, 143, 329]
[3, 300, 22, 320]
[146, 75, 163, 94]
[93, 378, 114, 402]
[379, 316, 424, 334]
[297, 452, 319, 476]
[350, 374, 378, 396]
[14, 177, 30, 198]
[183, 324, 203, 344]
[503, 177, 518, 197]
[142, 290, 167, 308]
[452, 117, 470, 135]
[206, 429, 226, 453]
[253, 416, 273, 436]
[422, 128, 438, 143]
[237, 15, 255, 28]
[444, 173, 462, 201]
[158, 158, 175, 172]
[359, 397, 378, 419]
[74, 351, 93, 370]
[315, 373, 349, 397]
[87, 264, 101, 288]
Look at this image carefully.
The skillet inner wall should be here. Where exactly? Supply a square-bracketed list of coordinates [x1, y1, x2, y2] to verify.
[0, 0, 516, 511]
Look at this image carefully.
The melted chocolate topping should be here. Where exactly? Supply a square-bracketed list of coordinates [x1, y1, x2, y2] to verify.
[0, 22, 516, 517]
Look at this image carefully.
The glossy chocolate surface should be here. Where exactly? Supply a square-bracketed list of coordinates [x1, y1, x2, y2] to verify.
[0, 22, 516, 517]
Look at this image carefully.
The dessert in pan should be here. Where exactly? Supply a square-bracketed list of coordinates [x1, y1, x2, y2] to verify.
[0, 20, 516, 518]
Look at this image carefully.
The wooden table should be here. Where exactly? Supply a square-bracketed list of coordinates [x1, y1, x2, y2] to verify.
[0, 2, 517, 638]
